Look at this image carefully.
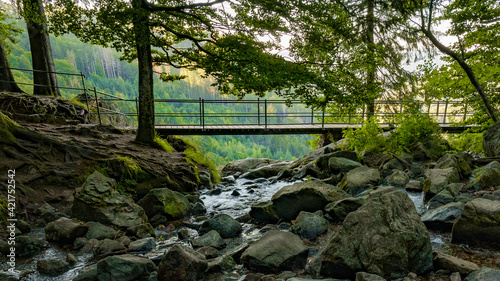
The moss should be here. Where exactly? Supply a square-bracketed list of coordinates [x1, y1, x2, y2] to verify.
[116, 155, 143, 177]
[0, 194, 8, 227]
[153, 132, 174, 152]
[0, 112, 18, 144]
[184, 147, 221, 184]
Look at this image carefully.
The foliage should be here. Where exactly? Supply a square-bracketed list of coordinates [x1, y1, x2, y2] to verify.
[0, 112, 18, 144]
[178, 136, 221, 184]
[115, 179, 137, 199]
[343, 117, 386, 153]
[0, 194, 7, 226]
[154, 132, 174, 153]
[447, 130, 484, 154]
[116, 155, 143, 178]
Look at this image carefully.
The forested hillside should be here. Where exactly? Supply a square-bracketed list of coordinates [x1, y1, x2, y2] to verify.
[5, 18, 312, 166]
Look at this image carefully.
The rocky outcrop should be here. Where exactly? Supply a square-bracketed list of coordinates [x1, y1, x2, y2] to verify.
[45, 217, 88, 244]
[423, 168, 460, 199]
[470, 161, 500, 190]
[421, 202, 465, 231]
[221, 158, 286, 177]
[85, 221, 117, 240]
[320, 187, 433, 279]
[432, 249, 480, 275]
[291, 211, 329, 240]
[483, 121, 500, 157]
[199, 214, 242, 238]
[37, 259, 69, 276]
[271, 181, 350, 221]
[451, 198, 500, 246]
[71, 171, 154, 238]
[157, 244, 207, 281]
[241, 230, 309, 273]
[241, 161, 291, 179]
[339, 166, 381, 196]
[324, 196, 366, 222]
[386, 170, 410, 187]
[97, 254, 156, 281]
[434, 153, 472, 179]
[328, 157, 363, 174]
[137, 188, 191, 220]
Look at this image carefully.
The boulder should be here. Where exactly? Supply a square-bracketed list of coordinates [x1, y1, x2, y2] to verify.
[206, 255, 237, 273]
[452, 198, 500, 246]
[157, 244, 207, 281]
[432, 249, 480, 275]
[97, 254, 156, 281]
[325, 196, 366, 222]
[85, 221, 117, 240]
[421, 202, 465, 231]
[45, 217, 88, 244]
[386, 170, 410, 187]
[328, 157, 363, 174]
[241, 162, 291, 179]
[356, 272, 386, 281]
[71, 171, 154, 238]
[339, 166, 381, 196]
[464, 267, 500, 281]
[435, 153, 472, 179]
[291, 211, 329, 240]
[137, 188, 191, 220]
[192, 230, 225, 249]
[241, 230, 309, 273]
[320, 188, 433, 280]
[74, 264, 98, 281]
[271, 180, 350, 221]
[471, 161, 500, 190]
[37, 259, 69, 276]
[423, 168, 460, 199]
[427, 190, 456, 209]
[483, 121, 500, 157]
[199, 214, 242, 238]
[406, 180, 423, 192]
[128, 237, 156, 252]
[198, 171, 212, 189]
[16, 235, 45, 257]
[249, 201, 279, 225]
[196, 246, 219, 259]
[221, 158, 285, 177]
[93, 239, 126, 256]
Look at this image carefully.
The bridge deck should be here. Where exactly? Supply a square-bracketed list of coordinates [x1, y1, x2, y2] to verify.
[150, 123, 473, 135]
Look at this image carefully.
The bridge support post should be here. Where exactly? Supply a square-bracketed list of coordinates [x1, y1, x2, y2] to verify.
[94, 87, 102, 125]
[443, 102, 448, 124]
[265, 99, 267, 131]
[258, 98, 260, 126]
[199, 98, 202, 128]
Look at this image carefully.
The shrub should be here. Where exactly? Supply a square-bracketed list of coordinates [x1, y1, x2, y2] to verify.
[447, 130, 483, 154]
[343, 117, 386, 153]
[154, 132, 174, 152]
[178, 136, 221, 184]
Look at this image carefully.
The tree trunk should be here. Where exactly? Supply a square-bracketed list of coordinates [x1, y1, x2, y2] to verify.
[421, 28, 498, 123]
[23, 0, 60, 97]
[0, 41, 24, 93]
[366, 0, 376, 118]
[132, 0, 155, 144]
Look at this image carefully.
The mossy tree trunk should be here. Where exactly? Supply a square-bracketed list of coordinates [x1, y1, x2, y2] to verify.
[0, 41, 24, 93]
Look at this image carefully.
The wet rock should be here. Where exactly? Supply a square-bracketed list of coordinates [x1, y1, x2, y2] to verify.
[380, 158, 404, 178]
[207, 255, 236, 273]
[138, 188, 191, 220]
[0, 273, 19, 281]
[222, 175, 236, 184]
[339, 166, 381, 196]
[117, 235, 131, 247]
[17, 220, 30, 234]
[196, 246, 219, 259]
[271, 180, 350, 221]
[37, 259, 69, 276]
[241, 230, 308, 273]
[128, 237, 155, 252]
[320, 187, 433, 280]
[221, 158, 285, 177]
[328, 157, 363, 174]
[423, 168, 460, 199]
[432, 249, 480, 275]
[427, 190, 456, 209]
[71, 171, 154, 238]
[241, 161, 291, 179]
[249, 201, 279, 225]
[406, 180, 423, 192]
[73, 264, 98, 281]
[78, 238, 99, 254]
[45, 217, 88, 244]
[192, 230, 225, 249]
[421, 202, 465, 231]
[157, 244, 207, 281]
[93, 239, 126, 256]
[16, 235, 45, 257]
[325, 196, 366, 222]
[435, 153, 472, 179]
[40, 202, 63, 223]
[356, 271, 386, 281]
[67, 253, 77, 265]
[470, 161, 500, 190]
[484, 121, 500, 157]
[73, 237, 88, 251]
[452, 198, 500, 246]
[231, 190, 241, 196]
[386, 170, 410, 187]
[199, 171, 212, 189]
[464, 267, 500, 281]
[97, 254, 156, 281]
[199, 214, 242, 238]
[291, 211, 329, 240]
[85, 221, 117, 240]
[191, 201, 207, 215]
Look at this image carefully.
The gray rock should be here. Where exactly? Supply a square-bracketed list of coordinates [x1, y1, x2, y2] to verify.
[37, 259, 69, 276]
[320, 188, 433, 280]
[483, 121, 500, 157]
[291, 211, 329, 240]
[45, 217, 88, 244]
[137, 188, 191, 220]
[427, 190, 456, 209]
[40, 203, 63, 223]
[199, 214, 242, 238]
[325, 196, 366, 222]
[17, 220, 30, 234]
[423, 168, 460, 199]
[191, 201, 207, 215]
[464, 267, 500, 281]
[328, 157, 363, 174]
[249, 201, 279, 224]
[339, 166, 381, 196]
[196, 246, 219, 259]
[271, 180, 350, 221]
[128, 237, 156, 252]
[67, 253, 77, 265]
[16, 235, 45, 257]
[192, 230, 225, 249]
[97, 254, 156, 281]
[421, 202, 465, 231]
[206, 255, 236, 273]
[221, 158, 285, 177]
[432, 249, 480, 275]
[406, 180, 423, 192]
[241, 161, 291, 179]
[386, 170, 410, 187]
[93, 239, 126, 256]
[85, 221, 117, 240]
[356, 271, 387, 281]
[471, 162, 500, 190]
[157, 244, 207, 281]
[71, 171, 154, 238]
[435, 153, 473, 179]
[199, 171, 212, 189]
[452, 198, 500, 246]
[241, 230, 308, 273]
[0, 273, 20, 281]
[73, 264, 98, 281]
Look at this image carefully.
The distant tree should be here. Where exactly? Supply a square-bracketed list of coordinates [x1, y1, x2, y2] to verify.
[0, 7, 24, 93]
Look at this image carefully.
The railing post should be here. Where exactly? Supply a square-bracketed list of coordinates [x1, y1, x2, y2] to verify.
[463, 103, 468, 123]
[348, 111, 351, 124]
[443, 101, 448, 124]
[361, 106, 365, 121]
[258, 98, 260, 126]
[202, 98, 205, 130]
[135, 97, 139, 119]
[322, 107, 325, 130]
[80, 72, 90, 112]
[199, 97, 202, 128]
[311, 108, 314, 125]
[436, 101, 440, 117]
[94, 87, 102, 125]
[264, 99, 267, 131]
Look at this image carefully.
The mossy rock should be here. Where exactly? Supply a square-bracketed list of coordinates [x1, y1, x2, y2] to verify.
[137, 188, 191, 221]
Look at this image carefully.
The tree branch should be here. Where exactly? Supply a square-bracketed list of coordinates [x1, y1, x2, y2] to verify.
[142, 0, 227, 12]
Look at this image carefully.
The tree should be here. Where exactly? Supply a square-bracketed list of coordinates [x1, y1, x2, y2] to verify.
[47, 0, 319, 144]
[0, 7, 24, 93]
[414, 0, 498, 123]
[22, 0, 60, 96]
